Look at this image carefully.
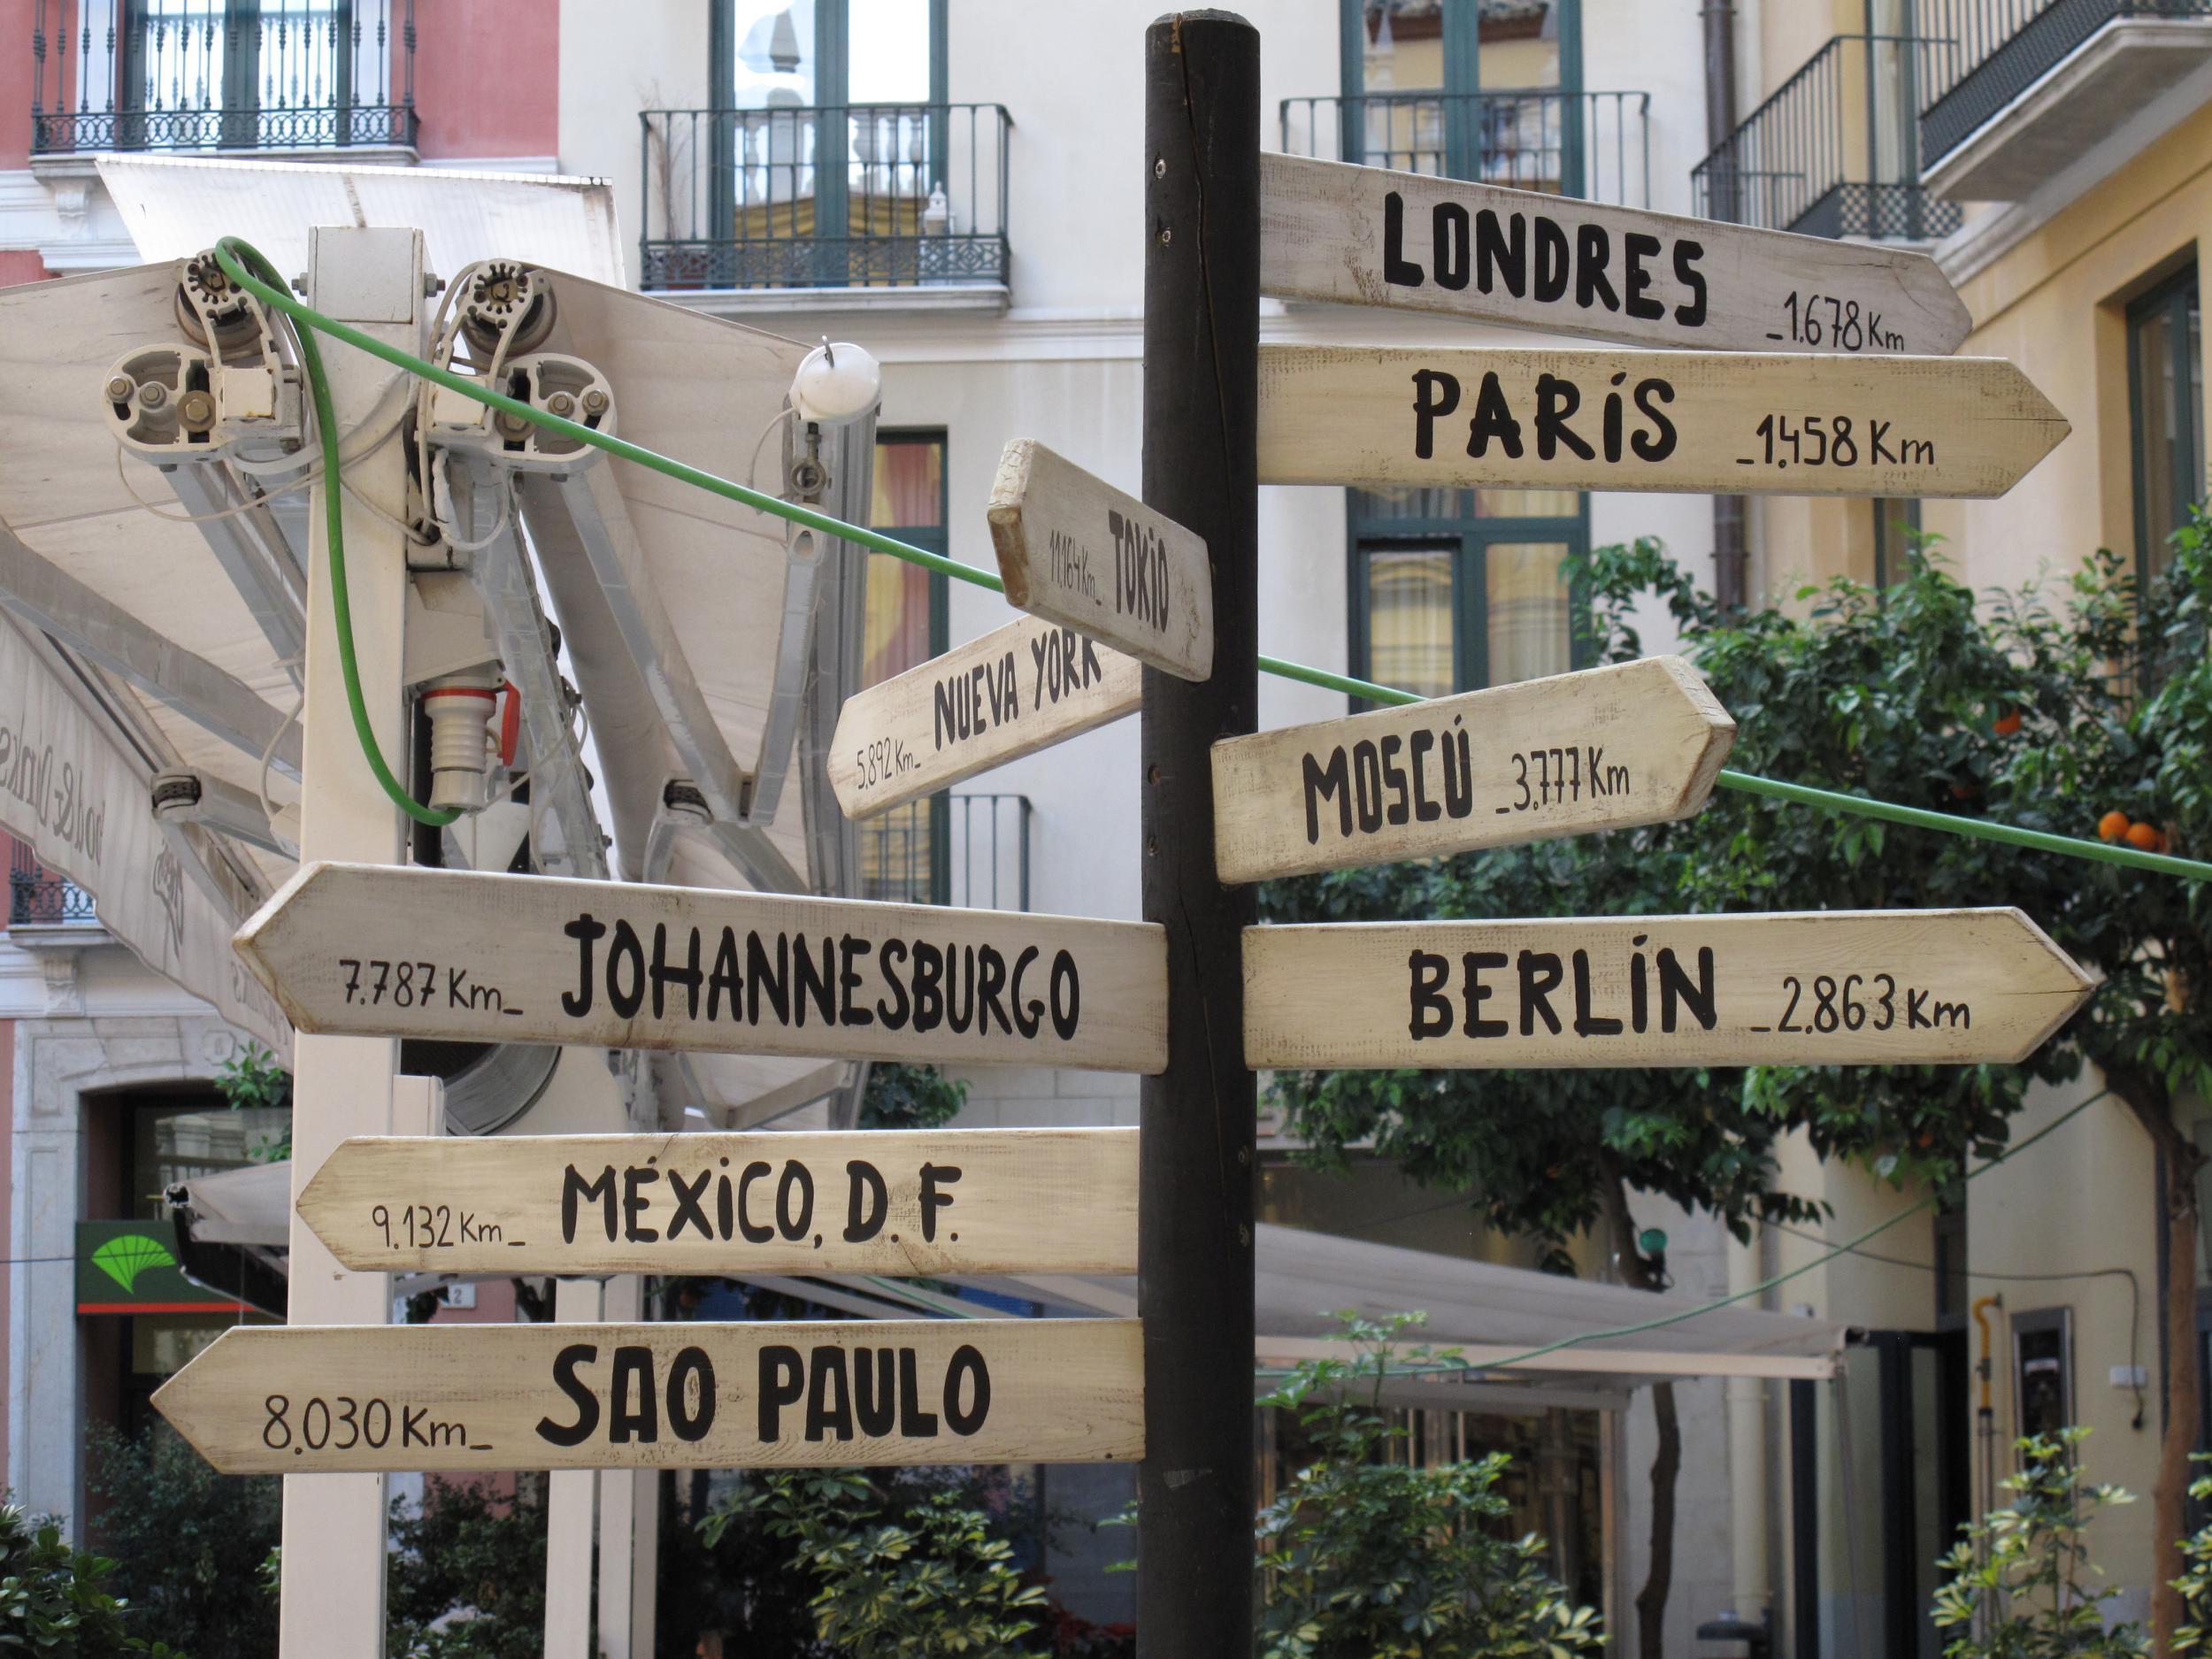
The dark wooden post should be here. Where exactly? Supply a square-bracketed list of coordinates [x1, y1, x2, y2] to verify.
[1138, 12, 1260, 1658]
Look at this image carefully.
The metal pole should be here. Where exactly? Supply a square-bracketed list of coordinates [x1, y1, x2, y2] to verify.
[280, 224, 422, 1657]
[1138, 13, 1259, 1658]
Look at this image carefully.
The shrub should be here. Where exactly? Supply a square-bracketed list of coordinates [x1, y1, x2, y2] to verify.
[87, 1423, 279, 1655]
[0, 1499, 184, 1655]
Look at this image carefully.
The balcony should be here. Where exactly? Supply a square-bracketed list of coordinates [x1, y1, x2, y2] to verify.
[1916, 0, 2212, 200]
[30, 0, 416, 158]
[1694, 35, 1961, 242]
[9, 847, 96, 927]
[858, 793, 1030, 912]
[1277, 89, 1651, 206]
[638, 104, 1012, 303]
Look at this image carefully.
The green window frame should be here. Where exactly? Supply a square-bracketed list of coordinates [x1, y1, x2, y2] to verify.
[2127, 264, 2205, 589]
[1871, 496, 1921, 593]
[1345, 488, 1591, 710]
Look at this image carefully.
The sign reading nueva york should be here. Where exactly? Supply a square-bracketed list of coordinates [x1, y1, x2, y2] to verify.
[988, 439, 1213, 681]
[1243, 910, 2093, 1069]
[827, 613, 1141, 820]
[1256, 346, 2069, 497]
[1210, 657, 1735, 882]
[152, 1319, 1144, 1474]
[234, 864, 1168, 1073]
[1260, 153, 1972, 355]
[298, 1126, 1139, 1276]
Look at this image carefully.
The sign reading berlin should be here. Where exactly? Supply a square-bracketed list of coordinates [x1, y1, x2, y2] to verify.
[234, 864, 1168, 1073]
[1243, 910, 2093, 1070]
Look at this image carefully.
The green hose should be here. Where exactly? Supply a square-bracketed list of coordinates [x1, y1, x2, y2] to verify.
[209, 237, 2212, 882]
[215, 237, 457, 829]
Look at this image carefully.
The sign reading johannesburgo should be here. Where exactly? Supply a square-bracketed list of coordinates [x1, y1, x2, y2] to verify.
[1210, 657, 1735, 883]
[234, 863, 1168, 1073]
[152, 1319, 1144, 1475]
[297, 1127, 1139, 1276]
[1256, 345, 2069, 498]
[1259, 153, 1972, 356]
[1243, 910, 2094, 1070]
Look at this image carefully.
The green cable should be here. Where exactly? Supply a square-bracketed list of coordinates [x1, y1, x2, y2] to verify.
[215, 238, 458, 829]
[209, 240, 2212, 883]
[1256, 1085, 2115, 1381]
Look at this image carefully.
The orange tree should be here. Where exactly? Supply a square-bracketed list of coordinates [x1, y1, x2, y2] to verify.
[1263, 526, 2212, 1651]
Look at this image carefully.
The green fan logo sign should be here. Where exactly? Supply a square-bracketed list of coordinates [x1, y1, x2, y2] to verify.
[74, 1220, 232, 1315]
[91, 1232, 175, 1294]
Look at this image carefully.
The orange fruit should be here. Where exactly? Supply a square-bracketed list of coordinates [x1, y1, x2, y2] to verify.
[2126, 820, 2162, 852]
[2099, 810, 2131, 841]
[1993, 710, 2023, 736]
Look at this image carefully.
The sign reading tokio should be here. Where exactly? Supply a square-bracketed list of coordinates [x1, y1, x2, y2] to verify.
[1259, 153, 1973, 356]
[1256, 345, 2069, 497]
[826, 613, 1141, 820]
[989, 439, 1214, 681]
[1210, 656, 1735, 883]
[297, 1127, 1139, 1276]
[153, 1319, 1144, 1475]
[234, 864, 1168, 1073]
[1243, 910, 2093, 1070]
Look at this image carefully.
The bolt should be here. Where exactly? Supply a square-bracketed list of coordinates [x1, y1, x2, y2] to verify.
[136, 380, 167, 409]
[494, 409, 531, 438]
[545, 391, 575, 417]
[581, 388, 610, 416]
[104, 373, 134, 403]
[1159, 225, 1173, 246]
[423, 273, 445, 297]
[1154, 157, 1167, 179]
[177, 389, 216, 430]
[1235, 1145, 1250, 1167]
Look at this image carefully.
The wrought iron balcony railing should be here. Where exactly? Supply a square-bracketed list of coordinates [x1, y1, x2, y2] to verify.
[639, 104, 1012, 293]
[859, 794, 1030, 913]
[31, 0, 415, 157]
[9, 847, 96, 927]
[1916, 0, 2212, 165]
[1277, 89, 1651, 206]
[1694, 35, 1962, 241]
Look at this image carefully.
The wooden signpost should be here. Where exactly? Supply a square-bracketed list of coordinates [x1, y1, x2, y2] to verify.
[1210, 656, 1735, 882]
[298, 1126, 1139, 1276]
[1260, 153, 1973, 356]
[1256, 345, 2069, 497]
[989, 439, 1214, 680]
[1243, 909, 2094, 1070]
[152, 1318, 1145, 1475]
[826, 613, 1142, 820]
[234, 863, 1169, 1073]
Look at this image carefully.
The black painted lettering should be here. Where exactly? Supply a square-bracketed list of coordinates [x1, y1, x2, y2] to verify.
[1302, 748, 1354, 845]
[1518, 949, 1564, 1036]
[775, 1163, 814, 1241]
[945, 1345, 991, 1435]
[1533, 217, 1571, 303]
[667, 1348, 715, 1442]
[561, 1164, 617, 1244]
[1049, 950, 1079, 1040]
[667, 1168, 712, 1240]
[845, 1162, 888, 1241]
[855, 1348, 896, 1436]
[878, 939, 911, 1030]
[606, 920, 644, 1019]
[1475, 207, 1525, 296]
[1432, 202, 1470, 291]
[1380, 733, 1410, 826]
[920, 1163, 962, 1241]
[839, 936, 875, 1027]
[1672, 241, 1708, 326]
[1466, 372, 1525, 459]
[1409, 728, 1440, 822]
[623, 1167, 660, 1242]
[1011, 946, 1043, 1038]
[562, 914, 606, 1016]
[899, 1348, 939, 1436]
[1657, 946, 1717, 1032]
[1571, 949, 1623, 1037]
[1631, 379, 1678, 461]
[610, 1347, 657, 1443]
[1574, 224, 1618, 311]
[911, 941, 944, 1033]
[747, 931, 788, 1026]
[1382, 190, 1423, 288]
[793, 934, 834, 1027]
[1623, 232, 1664, 320]
[1535, 374, 1595, 461]
[758, 1346, 804, 1440]
[806, 1347, 854, 1441]
[1411, 369, 1461, 461]
[737, 1162, 774, 1244]
[536, 1344, 599, 1446]
[1409, 949, 1452, 1039]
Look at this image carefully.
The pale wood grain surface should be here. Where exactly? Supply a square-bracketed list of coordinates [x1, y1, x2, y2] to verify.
[1210, 656, 1734, 881]
[235, 863, 1168, 1072]
[299, 1127, 1139, 1275]
[988, 439, 1213, 680]
[153, 1318, 1145, 1473]
[1256, 345, 2068, 497]
[1245, 910, 2093, 1068]
[827, 614, 1141, 820]
[1261, 153, 1971, 355]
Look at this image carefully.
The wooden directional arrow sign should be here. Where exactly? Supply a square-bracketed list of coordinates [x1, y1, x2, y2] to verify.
[152, 1318, 1144, 1474]
[235, 864, 1167, 1073]
[827, 614, 1141, 820]
[299, 1126, 1138, 1276]
[1210, 656, 1734, 883]
[989, 440, 1213, 681]
[1261, 153, 1972, 356]
[1244, 910, 2093, 1070]
[1256, 346, 2068, 498]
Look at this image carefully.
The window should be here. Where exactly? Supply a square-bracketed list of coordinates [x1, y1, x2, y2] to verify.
[1348, 486, 1587, 703]
[2128, 265, 2204, 587]
[2011, 1307, 2072, 1441]
[1872, 497, 1922, 591]
[858, 433, 948, 903]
